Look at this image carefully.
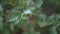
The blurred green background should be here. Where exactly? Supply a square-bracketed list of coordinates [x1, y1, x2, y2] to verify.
[0, 0, 60, 34]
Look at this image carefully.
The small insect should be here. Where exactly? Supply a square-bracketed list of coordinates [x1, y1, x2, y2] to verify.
[30, 14, 36, 22]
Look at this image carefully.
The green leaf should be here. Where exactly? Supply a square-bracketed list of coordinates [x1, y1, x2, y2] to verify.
[48, 15, 56, 25]
[0, 16, 3, 30]
[38, 21, 48, 27]
[25, 0, 32, 6]
[10, 24, 14, 31]
[55, 14, 60, 23]
[0, 5, 3, 13]
[8, 15, 20, 22]
[38, 14, 47, 21]
[49, 26, 57, 34]
[33, 0, 43, 8]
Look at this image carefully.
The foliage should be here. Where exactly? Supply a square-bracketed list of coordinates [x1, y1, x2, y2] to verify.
[0, 0, 60, 34]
